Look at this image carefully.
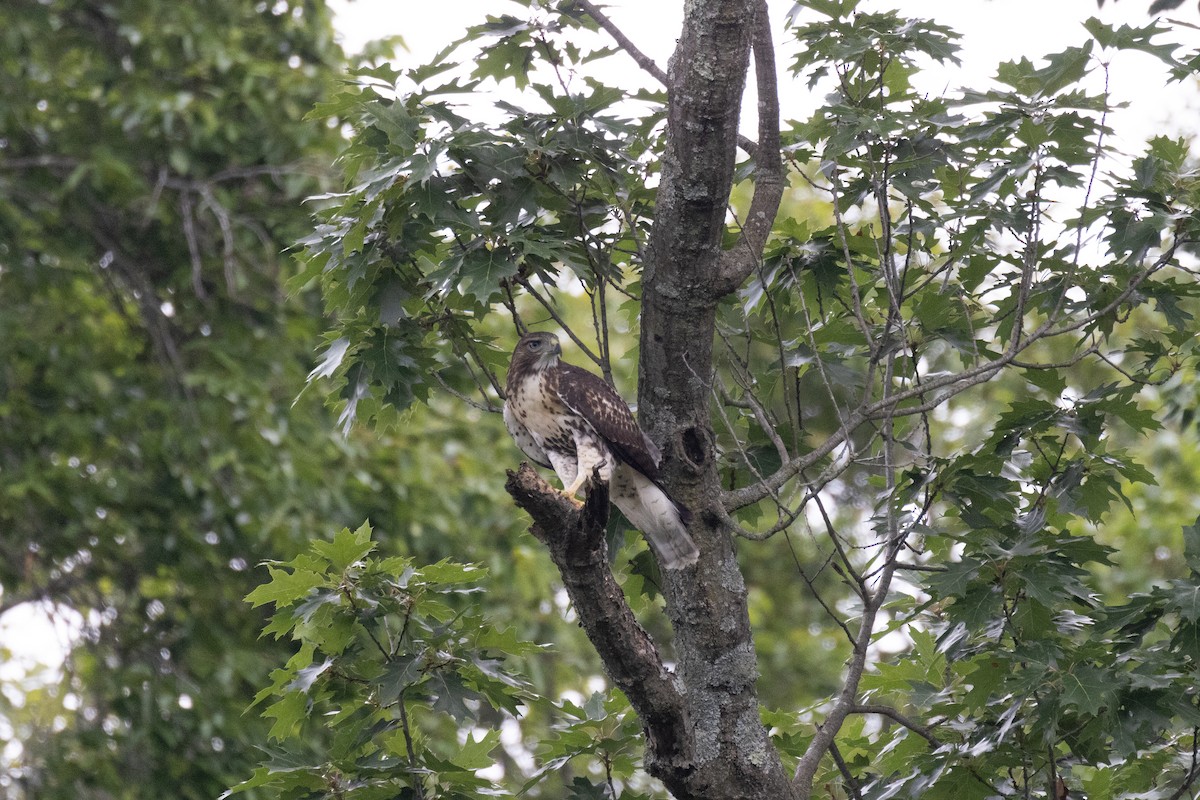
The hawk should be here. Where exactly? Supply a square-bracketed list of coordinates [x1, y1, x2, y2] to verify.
[503, 332, 700, 569]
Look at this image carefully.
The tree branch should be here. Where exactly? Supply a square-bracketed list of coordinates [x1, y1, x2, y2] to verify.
[792, 534, 907, 795]
[852, 704, 941, 748]
[573, 0, 762, 158]
[715, 0, 785, 295]
[503, 464, 692, 769]
[722, 241, 1182, 512]
[574, 0, 668, 85]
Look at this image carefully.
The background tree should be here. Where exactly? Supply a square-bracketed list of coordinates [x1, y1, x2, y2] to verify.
[246, 0, 1200, 799]
[0, 0, 353, 794]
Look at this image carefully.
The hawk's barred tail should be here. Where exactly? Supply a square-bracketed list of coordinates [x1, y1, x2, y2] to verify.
[613, 468, 700, 570]
[646, 512, 701, 570]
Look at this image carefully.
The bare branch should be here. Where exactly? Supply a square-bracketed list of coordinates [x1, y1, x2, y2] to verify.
[574, 0, 668, 85]
[829, 741, 865, 800]
[459, 335, 506, 399]
[795, 355, 913, 793]
[851, 704, 940, 748]
[715, 0, 785, 294]
[500, 280, 527, 337]
[179, 191, 209, 302]
[783, 533, 858, 645]
[141, 166, 169, 229]
[793, 519, 908, 794]
[431, 371, 499, 413]
[197, 184, 240, 298]
[723, 378, 790, 468]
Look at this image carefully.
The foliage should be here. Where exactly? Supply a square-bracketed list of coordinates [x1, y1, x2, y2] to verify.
[0, 0, 365, 797]
[6, 0, 1200, 798]
[292, 7, 661, 430]
[271, 0, 1200, 798]
[229, 523, 658, 800]
[228, 523, 529, 799]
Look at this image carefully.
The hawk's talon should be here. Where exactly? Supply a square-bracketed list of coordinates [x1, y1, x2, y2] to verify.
[557, 490, 584, 508]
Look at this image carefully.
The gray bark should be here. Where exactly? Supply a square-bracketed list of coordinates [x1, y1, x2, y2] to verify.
[637, 0, 796, 797]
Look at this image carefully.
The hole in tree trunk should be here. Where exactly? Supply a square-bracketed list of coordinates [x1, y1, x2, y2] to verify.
[682, 427, 707, 466]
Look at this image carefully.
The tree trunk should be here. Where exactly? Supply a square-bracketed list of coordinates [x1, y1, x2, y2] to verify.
[507, 1, 795, 797]
[637, 1, 797, 797]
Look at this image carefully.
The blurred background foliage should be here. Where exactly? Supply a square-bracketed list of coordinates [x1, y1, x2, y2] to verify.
[2, 0, 1200, 798]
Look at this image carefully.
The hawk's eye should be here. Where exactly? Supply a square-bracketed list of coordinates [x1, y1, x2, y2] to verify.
[528, 340, 541, 350]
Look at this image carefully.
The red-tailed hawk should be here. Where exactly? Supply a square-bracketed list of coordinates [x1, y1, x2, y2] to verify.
[504, 332, 699, 569]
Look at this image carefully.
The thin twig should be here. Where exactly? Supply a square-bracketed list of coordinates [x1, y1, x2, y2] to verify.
[432, 371, 499, 413]
[851, 704, 940, 748]
[574, 0, 668, 84]
[783, 531, 857, 645]
[397, 690, 426, 800]
[829, 741, 864, 800]
[179, 191, 208, 301]
[1164, 726, 1200, 800]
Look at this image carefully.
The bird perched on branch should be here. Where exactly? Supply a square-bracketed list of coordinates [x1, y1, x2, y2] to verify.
[503, 331, 700, 569]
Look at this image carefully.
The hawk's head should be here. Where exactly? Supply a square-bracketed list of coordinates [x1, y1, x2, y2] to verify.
[509, 331, 562, 378]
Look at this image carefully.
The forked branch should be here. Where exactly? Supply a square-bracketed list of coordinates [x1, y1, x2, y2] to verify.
[716, 0, 785, 295]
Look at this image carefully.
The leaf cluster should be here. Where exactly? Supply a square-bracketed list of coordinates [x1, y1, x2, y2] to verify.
[299, 17, 666, 426]
[231, 523, 541, 799]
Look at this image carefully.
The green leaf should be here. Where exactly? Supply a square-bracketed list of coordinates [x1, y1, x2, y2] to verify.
[419, 560, 488, 585]
[473, 38, 534, 88]
[451, 730, 500, 771]
[1060, 665, 1116, 715]
[311, 522, 376, 571]
[1084, 18, 1181, 67]
[374, 656, 425, 706]
[1168, 580, 1200, 623]
[430, 673, 479, 724]
[264, 692, 309, 741]
[994, 43, 1093, 98]
[285, 658, 333, 694]
[476, 625, 549, 656]
[1183, 517, 1200, 574]
[925, 558, 982, 598]
[245, 567, 326, 609]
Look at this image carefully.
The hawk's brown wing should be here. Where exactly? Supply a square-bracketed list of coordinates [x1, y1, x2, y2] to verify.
[551, 363, 662, 480]
[551, 361, 698, 568]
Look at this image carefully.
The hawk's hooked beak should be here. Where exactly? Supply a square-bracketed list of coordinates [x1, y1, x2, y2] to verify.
[552, 340, 562, 356]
